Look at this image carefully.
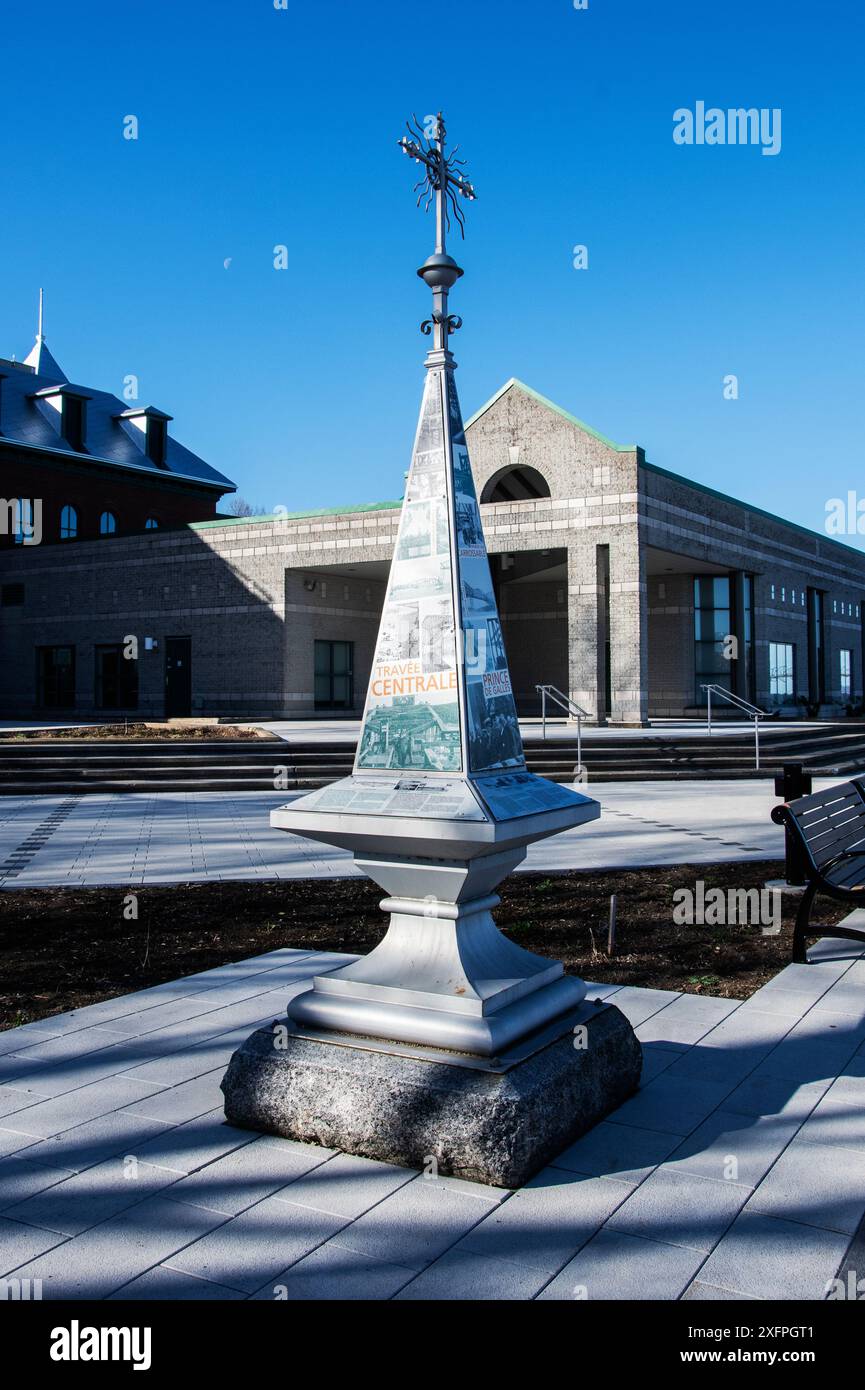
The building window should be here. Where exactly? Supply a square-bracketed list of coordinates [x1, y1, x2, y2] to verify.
[60, 504, 78, 540]
[807, 588, 825, 704]
[1, 583, 24, 606]
[840, 650, 853, 700]
[694, 575, 732, 704]
[99, 511, 117, 536]
[95, 644, 139, 710]
[768, 642, 795, 701]
[770, 584, 775, 601]
[144, 517, 159, 530]
[314, 639, 354, 710]
[12, 499, 35, 544]
[37, 645, 75, 708]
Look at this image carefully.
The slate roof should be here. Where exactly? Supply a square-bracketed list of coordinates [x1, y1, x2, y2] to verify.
[0, 340, 235, 494]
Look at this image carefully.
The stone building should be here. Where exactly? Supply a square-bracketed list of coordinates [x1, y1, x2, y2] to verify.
[2, 377, 864, 723]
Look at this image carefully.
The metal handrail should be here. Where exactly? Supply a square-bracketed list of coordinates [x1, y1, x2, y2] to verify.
[535, 684, 591, 779]
[700, 683, 767, 770]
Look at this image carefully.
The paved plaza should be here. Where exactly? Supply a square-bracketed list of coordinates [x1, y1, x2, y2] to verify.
[0, 778, 840, 889]
[0, 928, 863, 1300]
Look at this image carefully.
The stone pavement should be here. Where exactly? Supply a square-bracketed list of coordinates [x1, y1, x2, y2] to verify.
[0, 778, 841, 888]
[0, 928, 863, 1300]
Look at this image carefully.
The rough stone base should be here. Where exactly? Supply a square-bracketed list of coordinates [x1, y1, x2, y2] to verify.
[221, 1003, 641, 1189]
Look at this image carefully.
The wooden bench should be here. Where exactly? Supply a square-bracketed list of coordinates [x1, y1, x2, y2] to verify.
[771, 779, 865, 963]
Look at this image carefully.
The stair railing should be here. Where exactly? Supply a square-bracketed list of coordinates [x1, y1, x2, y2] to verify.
[535, 684, 592, 779]
[700, 684, 767, 770]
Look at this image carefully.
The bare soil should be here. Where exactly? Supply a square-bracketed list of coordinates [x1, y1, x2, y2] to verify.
[0, 861, 849, 1031]
[0, 723, 277, 743]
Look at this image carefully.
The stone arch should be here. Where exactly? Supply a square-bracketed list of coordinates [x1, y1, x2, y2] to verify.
[479, 465, 551, 504]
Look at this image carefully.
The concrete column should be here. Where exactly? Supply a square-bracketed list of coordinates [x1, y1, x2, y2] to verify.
[607, 531, 649, 724]
[566, 541, 601, 721]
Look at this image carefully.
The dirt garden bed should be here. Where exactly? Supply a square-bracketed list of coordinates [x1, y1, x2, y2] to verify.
[0, 723, 277, 742]
[0, 860, 850, 1030]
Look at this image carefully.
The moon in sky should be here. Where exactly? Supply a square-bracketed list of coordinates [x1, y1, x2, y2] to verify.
[223, 257, 232, 269]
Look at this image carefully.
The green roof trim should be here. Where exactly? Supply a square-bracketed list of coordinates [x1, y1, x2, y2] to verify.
[642, 460, 865, 562]
[463, 378, 638, 452]
[189, 499, 402, 530]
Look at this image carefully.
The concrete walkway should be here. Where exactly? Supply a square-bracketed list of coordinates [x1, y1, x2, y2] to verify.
[0, 929, 863, 1300]
[0, 779, 840, 889]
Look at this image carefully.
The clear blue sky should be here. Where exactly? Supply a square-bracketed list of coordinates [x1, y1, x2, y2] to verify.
[2, 0, 862, 541]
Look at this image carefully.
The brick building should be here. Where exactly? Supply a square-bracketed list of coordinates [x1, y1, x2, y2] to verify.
[2, 377, 864, 723]
[0, 313, 234, 550]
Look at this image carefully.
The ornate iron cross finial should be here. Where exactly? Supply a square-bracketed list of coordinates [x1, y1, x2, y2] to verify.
[398, 112, 477, 355]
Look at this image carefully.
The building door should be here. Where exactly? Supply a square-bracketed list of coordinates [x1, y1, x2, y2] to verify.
[95, 644, 139, 710]
[807, 589, 825, 707]
[36, 646, 75, 709]
[165, 637, 192, 717]
[314, 639, 354, 710]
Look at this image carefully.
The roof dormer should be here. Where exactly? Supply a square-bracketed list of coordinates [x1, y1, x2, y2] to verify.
[115, 406, 173, 468]
[31, 383, 90, 452]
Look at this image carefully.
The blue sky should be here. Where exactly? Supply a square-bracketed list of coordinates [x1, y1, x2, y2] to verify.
[1, 0, 862, 541]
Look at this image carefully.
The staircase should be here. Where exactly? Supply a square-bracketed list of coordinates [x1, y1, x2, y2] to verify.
[1, 724, 865, 793]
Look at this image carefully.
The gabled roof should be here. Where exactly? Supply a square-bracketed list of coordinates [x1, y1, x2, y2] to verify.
[0, 355, 235, 494]
[464, 377, 639, 452]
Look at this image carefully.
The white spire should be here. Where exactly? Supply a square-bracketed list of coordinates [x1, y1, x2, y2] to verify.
[23, 287, 67, 382]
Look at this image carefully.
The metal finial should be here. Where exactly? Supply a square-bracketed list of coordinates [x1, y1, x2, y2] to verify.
[398, 112, 476, 354]
[37, 287, 44, 341]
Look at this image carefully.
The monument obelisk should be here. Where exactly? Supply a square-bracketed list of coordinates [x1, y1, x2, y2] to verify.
[222, 114, 640, 1186]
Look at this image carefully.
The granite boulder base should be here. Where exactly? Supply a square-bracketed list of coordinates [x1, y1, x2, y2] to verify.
[221, 1001, 641, 1189]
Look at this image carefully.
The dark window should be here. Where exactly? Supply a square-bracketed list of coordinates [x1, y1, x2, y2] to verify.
[60, 504, 78, 540]
[807, 588, 825, 704]
[37, 646, 75, 708]
[694, 575, 732, 704]
[1, 583, 24, 606]
[147, 418, 167, 467]
[12, 500, 35, 545]
[62, 395, 86, 451]
[95, 644, 139, 710]
[314, 640, 354, 710]
[99, 511, 117, 536]
[144, 516, 159, 530]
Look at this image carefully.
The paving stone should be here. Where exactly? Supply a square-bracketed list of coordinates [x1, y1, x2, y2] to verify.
[637, 995, 740, 1047]
[0, 1086, 42, 1119]
[130, 1108, 258, 1176]
[249, 1241, 414, 1301]
[811, 986, 865, 1020]
[664, 1011, 793, 1085]
[746, 1139, 865, 1235]
[682, 1280, 761, 1301]
[664, 1110, 799, 1188]
[753, 1035, 861, 1086]
[396, 1247, 547, 1300]
[7, 1194, 229, 1298]
[795, 1095, 865, 1153]
[696, 1209, 850, 1300]
[0, 1026, 62, 1059]
[19, 1111, 171, 1175]
[607, 1074, 735, 1136]
[735, 989, 825, 1019]
[0, 1156, 73, 1211]
[538, 1228, 705, 1301]
[722, 1074, 831, 1122]
[606, 1168, 751, 1252]
[120, 1069, 226, 1125]
[163, 1134, 331, 1216]
[108, 1265, 247, 1300]
[456, 1170, 632, 1276]
[0, 1215, 69, 1276]
[823, 1054, 865, 1109]
[167, 1194, 348, 1293]
[759, 962, 850, 994]
[0, 1128, 41, 1159]
[0, 1077, 165, 1140]
[4, 1157, 181, 1236]
[603, 987, 681, 1027]
[550, 1120, 678, 1184]
[334, 1173, 495, 1272]
[639, 1043, 682, 1084]
[271, 1151, 417, 1220]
